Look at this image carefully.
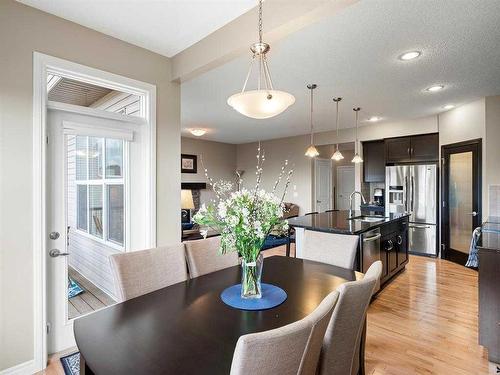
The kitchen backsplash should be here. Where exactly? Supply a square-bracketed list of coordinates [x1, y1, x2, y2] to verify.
[489, 185, 500, 217]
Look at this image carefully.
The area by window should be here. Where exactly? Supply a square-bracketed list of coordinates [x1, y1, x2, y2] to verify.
[75, 135, 126, 248]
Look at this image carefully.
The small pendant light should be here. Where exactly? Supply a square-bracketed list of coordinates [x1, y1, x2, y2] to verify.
[352, 107, 363, 163]
[305, 84, 319, 158]
[331, 97, 344, 161]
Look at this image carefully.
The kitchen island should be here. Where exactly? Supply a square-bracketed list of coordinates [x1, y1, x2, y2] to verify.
[288, 210, 410, 288]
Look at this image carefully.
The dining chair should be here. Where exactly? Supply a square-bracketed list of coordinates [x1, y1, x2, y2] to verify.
[184, 236, 239, 278]
[230, 290, 340, 375]
[302, 230, 359, 270]
[318, 260, 383, 375]
[109, 244, 188, 302]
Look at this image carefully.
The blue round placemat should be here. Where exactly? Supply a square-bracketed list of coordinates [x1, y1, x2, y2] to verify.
[220, 283, 287, 311]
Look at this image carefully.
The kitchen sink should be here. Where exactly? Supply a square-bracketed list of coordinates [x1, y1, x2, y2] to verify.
[349, 215, 386, 223]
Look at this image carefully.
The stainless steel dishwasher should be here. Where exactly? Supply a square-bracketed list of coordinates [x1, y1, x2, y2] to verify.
[360, 228, 381, 273]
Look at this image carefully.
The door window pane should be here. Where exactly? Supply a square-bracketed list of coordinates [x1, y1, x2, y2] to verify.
[89, 185, 103, 238]
[449, 152, 473, 253]
[106, 139, 123, 178]
[77, 185, 88, 231]
[76, 136, 87, 180]
[107, 185, 124, 245]
[88, 137, 103, 180]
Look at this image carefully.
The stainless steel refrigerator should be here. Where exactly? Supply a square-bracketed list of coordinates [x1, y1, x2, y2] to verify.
[385, 164, 437, 256]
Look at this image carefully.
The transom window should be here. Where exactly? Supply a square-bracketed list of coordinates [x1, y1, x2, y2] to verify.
[75, 135, 126, 248]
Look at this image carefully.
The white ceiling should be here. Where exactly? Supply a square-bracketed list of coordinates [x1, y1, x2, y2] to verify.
[18, 0, 256, 57]
[181, 0, 500, 144]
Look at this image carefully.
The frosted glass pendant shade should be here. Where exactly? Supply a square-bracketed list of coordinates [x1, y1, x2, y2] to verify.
[331, 149, 344, 161]
[351, 153, 363, 163]
[305, 144, 319, 158]
[227, 90, 295, 119]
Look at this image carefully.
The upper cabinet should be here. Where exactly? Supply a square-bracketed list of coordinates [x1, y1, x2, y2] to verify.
[385, 137, 412, 163]
[386, 133, 439, 163]
[363, 140, 385, 182]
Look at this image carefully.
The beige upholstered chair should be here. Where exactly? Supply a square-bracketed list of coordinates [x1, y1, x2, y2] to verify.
[302, 230, 359, 270]
[230, 290, 339, 375]
[184, 236, 239, 278]
[318, 261, 383, 375]
[109, 244, 188, 302]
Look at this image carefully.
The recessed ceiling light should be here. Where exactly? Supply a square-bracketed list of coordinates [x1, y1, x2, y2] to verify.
[426, 85, 445, 92]
[399, 51, 421, 61]
[189, 128, 206, 137]
[368, 116, 381, 122]
[442, 104, 455, 110]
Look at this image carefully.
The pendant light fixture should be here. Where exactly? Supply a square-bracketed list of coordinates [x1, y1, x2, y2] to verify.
[331, 97, 344, 161]
[351, 107, 363, 163]
[305, 84, 319, 158]
[227, 0, 295, 119]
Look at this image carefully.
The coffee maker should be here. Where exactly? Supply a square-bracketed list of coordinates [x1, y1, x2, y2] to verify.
[373, 188, 385, 206]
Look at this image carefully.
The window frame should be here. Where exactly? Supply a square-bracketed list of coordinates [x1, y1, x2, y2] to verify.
[74, 135, 128, 251]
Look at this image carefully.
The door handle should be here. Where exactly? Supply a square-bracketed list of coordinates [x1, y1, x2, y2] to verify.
[409, 224, 430, 229]
[363, 233, 381, 242]
[468, 211, 478, 216]
[49, 249, 70, 258]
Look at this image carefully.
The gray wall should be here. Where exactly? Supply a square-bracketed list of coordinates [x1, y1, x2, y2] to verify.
[0, 0, 180, 371]
[181, 137, 237, 206]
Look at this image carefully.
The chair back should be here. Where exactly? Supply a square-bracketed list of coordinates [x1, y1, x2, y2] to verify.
[184, 236, 239, 278]
[109, 244, 188, 302]
[318, 261, 382, 375]
[302, 230, 359, 270]
[230, 290, 339, 375]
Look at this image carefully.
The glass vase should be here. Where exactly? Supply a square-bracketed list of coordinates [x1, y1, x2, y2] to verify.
[241, 252, 264, 299]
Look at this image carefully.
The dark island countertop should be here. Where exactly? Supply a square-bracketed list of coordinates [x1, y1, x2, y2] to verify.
[478, 216, 500, 252]
[288, 210, 410, 235]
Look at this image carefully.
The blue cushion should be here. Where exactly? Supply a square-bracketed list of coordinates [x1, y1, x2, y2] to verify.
[261, 234, 295, 250]
[182, 223, 194, 230]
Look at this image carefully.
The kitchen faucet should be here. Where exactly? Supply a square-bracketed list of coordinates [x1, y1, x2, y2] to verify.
[349, 191, 367, 218]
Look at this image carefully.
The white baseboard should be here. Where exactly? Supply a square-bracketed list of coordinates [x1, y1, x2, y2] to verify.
[0, 360, 37, 375]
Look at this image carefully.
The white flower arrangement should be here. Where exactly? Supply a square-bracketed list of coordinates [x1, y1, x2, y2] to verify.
[193, 144, 293, 263]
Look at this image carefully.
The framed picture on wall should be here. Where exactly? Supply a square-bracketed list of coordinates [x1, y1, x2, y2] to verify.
[181, 154, 197, 173]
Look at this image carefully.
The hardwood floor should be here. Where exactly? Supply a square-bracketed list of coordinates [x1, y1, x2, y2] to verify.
[41, 246, 493, 374]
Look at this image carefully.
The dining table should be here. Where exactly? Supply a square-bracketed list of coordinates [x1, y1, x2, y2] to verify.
[74, 255, 364, 375]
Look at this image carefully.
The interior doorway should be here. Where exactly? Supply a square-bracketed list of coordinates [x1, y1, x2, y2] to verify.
[337, 166, 355, 210]
[34, 53, 157, 369]
[441, 139, 482, 265]
[314, 158, 333, 212]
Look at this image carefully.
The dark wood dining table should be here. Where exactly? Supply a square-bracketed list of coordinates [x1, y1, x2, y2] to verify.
[74, 256, 363, 375]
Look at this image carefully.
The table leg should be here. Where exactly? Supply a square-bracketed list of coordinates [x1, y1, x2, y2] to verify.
[80, 354, 95, 375]
[286, 228, 291, 257]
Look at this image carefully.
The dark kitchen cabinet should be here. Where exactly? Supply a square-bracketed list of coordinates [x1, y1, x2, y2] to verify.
[386, 137, 412, 163]
[363, 140, 385, 182]
[379, 216, 409, 287]
[410, 134, 439, 161]
[385, 133, 439, 163]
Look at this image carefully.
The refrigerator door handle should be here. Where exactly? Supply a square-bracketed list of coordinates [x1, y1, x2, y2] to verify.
[404, 175, 408, 212]
[411, 176, 415, 212]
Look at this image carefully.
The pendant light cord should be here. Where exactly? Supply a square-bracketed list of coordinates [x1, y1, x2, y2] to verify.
[258, 0, 263, 44]
[310, 86, 314, 144]
[353, 107, 360, 153]
[333, 98, 341, 150]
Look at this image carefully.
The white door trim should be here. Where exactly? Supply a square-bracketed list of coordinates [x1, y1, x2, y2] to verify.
[32, 52, 157, 372]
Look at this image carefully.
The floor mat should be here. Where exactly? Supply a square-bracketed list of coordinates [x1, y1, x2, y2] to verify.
[60, 352, 80, 375]
[68, 277, 84, 299]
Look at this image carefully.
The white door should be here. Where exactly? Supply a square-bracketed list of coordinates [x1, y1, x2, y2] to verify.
[336, 166, 355, 210]
[315, 158, 333, 212]
[46, 108, 149, 353]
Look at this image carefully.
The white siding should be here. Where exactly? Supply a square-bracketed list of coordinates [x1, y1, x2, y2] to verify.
[66, 135, 118, 298]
